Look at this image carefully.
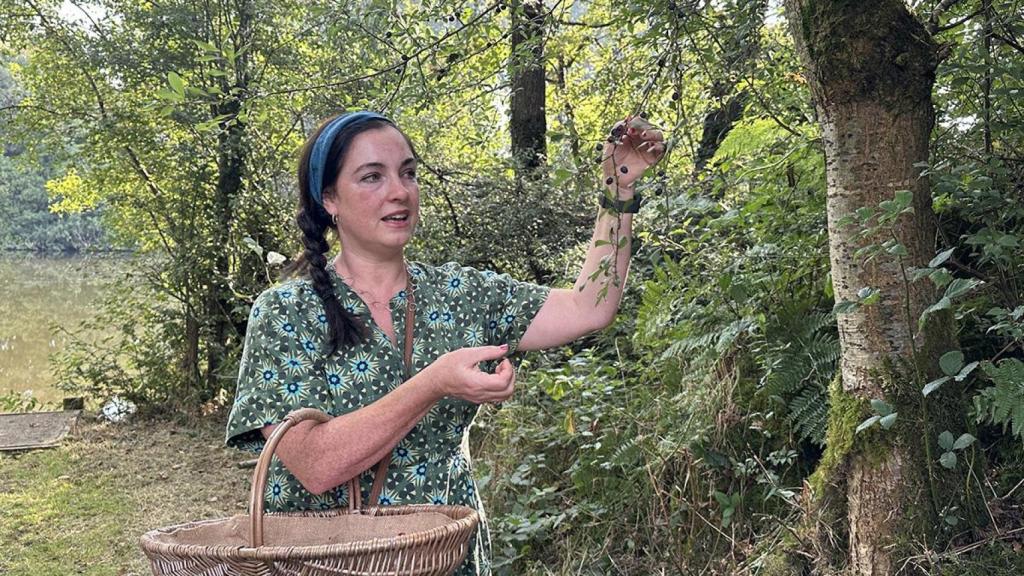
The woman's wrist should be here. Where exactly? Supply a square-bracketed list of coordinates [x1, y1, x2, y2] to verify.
[601, 177, 635, 200]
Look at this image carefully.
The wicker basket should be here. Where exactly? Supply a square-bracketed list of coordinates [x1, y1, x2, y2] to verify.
[140, 408, 479, 576]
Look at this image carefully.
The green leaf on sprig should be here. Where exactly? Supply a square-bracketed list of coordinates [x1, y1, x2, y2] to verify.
[870, 398, 893, 416]
[939, 350, 965, 377]
[922, 376, 949, 397]
[953, 433, 976, 451]
[944, 278, 983, 300]
[879, 413, 898, 429]
[833, 300, 859, 314]
[856, 415, 880, 433]
[955, 361, 979, 382]
[940, 451, 957, 469]
[929, 268, 953, 288]
[929, 248, 955, 268]
[893, 189, 914, 209]
[167, 71, 185, 93]
[938, 430, 955, 451]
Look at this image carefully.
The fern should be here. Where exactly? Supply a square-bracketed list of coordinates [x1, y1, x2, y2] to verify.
[787, 385, 829, 445]
[974, 358, 1024, 440]
[757, 309, 839, 446]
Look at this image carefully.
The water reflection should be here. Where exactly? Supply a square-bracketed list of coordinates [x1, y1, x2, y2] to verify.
[0, 254, 124, 406]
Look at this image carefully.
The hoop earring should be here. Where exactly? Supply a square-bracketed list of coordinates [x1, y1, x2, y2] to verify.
[331, 214, 338, 226]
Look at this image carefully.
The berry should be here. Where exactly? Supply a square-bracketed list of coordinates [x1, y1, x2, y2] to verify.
[605, 177, 614, 185]
[657, 170, 666, 178]
[671, 91, 680, 101]
[620, 166, 629, 174]
[595, 142, 604, 151]
[595, 155, 603, 164]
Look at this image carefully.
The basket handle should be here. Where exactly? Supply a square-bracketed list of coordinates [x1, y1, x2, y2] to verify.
[248, 408, 393, 547]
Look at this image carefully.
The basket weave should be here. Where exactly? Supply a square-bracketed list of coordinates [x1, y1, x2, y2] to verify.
[140, 408, 479, 576]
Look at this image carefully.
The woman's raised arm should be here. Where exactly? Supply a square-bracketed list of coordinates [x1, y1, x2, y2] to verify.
[519, 117, 665, 351]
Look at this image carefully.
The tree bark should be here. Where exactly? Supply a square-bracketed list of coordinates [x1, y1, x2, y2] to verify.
[205, 0, 253, 395]
[510, 0, 546, 173]
[782, 1, 979, 573]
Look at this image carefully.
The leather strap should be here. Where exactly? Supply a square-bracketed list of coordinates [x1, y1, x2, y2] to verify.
[364, 275, 415, 508]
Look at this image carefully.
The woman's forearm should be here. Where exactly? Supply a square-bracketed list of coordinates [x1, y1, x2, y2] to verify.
[263, 367, 443, 495]
[571, 190, 634, 328]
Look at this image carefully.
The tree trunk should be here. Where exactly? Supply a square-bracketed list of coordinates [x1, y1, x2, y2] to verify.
[509, 0, 546, 173]
[205, 0, 253, 395]
[782, 1, 980, 573]
[693, 1, 767, 173]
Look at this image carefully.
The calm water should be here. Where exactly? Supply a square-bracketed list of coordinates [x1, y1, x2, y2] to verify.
[0, 254, 122, 407]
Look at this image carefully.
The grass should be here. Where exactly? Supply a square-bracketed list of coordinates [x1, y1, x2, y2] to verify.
[0, 413, 247, 576]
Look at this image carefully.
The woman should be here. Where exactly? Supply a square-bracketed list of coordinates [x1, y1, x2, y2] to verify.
[226, 111, 664, 574]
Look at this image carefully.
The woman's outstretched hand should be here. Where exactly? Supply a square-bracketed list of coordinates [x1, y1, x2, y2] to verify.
[425, 344, 516, 405]
[602, 116, 667, 192]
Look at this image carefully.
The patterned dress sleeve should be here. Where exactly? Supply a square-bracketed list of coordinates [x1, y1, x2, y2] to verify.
[453, 264, 551, 353]
[225, 281, 333, 452]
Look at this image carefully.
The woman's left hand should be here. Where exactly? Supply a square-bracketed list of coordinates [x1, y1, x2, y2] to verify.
[601, 116, 667, 193]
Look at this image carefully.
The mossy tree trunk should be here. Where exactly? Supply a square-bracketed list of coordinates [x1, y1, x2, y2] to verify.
[782, 1, 981, 574]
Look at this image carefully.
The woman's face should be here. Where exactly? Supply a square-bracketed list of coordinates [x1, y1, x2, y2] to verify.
[322, 126, 420, 259]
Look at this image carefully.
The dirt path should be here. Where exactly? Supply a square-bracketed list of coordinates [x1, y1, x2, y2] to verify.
[0, 413, 248, 576]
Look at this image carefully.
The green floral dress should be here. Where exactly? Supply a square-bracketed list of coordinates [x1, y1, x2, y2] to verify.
[225, 261, 550, 575]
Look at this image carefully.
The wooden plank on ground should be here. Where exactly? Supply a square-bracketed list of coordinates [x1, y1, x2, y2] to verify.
[0, 410, 80, 451]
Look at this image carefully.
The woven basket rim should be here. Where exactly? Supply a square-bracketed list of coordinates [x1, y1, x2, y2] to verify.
[139, 504, 478, 561]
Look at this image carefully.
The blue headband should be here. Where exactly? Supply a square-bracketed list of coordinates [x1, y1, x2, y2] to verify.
[308, 111, 391, 206]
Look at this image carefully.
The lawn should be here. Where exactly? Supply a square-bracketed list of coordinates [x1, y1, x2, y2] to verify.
[0, 414, 248, 576]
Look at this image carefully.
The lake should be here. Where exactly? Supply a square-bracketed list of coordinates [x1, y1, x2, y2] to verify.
[0, 254, 123, 407]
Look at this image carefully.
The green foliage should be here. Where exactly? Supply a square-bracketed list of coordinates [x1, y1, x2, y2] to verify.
[757, 310, 838, 446]
[974, 359, 1024, 440]
[2, 0, 1023, 573]
[0, 389, 41, 413]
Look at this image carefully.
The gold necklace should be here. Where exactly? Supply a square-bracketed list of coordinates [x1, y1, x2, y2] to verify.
[336, 261, 411, 309]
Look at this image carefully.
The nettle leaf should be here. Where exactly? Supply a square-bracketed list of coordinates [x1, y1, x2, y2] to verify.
[870, 398, 893, 416]
[856, 415, 881, 433]
[929, 248, 955, 268]
[953, 433, 976, 451]
[940, 451, 957, 469]
[944, 278, 983, 300]
[939, 350, 965, 377]
[922, 376, 950, 397]
[879, 413, 898, 430]
[938, 430, 955, 451]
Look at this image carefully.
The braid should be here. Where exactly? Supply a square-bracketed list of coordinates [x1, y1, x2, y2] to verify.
[292, 206, 367, 355]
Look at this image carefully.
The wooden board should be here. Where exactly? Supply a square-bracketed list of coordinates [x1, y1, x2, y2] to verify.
[0, 410, 80, 451]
